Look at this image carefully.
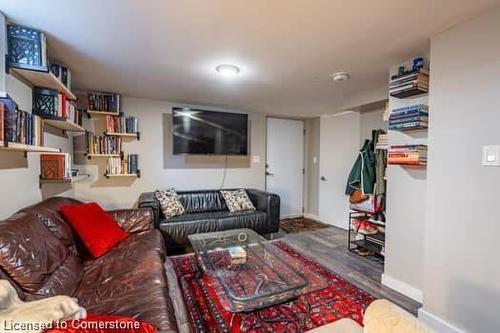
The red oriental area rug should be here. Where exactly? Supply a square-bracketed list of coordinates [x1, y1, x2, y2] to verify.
[170, 241, 375, 333]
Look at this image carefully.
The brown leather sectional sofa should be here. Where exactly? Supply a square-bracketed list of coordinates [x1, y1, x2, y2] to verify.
[0, 197, 177, 333]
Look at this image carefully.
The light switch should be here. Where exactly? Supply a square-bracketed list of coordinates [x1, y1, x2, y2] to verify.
[482, 146, 500, 166]
[252, 155, 260, 163]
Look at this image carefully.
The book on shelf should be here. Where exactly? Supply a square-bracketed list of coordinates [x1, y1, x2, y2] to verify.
[389, 72, 429, 97]
[0, 96, 43, 146]
[388, 145, 427, 165]
[86, 133, 122, 155]
[105, 115, 138, 134]
[7, 24, 48, 70]
[389, 121, 428, 130]
[106, 153, 139, 175]
[50, 64, 72, 90]
[87, 93, 121, 113]
[40, 153, 71, 179]
[34, 88, 82, 125]
[389, 115, 428, 125]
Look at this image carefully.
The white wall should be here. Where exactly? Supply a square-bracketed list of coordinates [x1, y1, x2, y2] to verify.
[360, 107, 387, 142]
[419, 8, 500, 332]
[72, 96, 266, 210]
[0, 74, 74, 219]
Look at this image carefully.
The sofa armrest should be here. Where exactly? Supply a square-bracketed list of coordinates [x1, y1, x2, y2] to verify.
[246, 189, 280, 234]
[138, 192, 161, 226]
[107, 208, 155, 233]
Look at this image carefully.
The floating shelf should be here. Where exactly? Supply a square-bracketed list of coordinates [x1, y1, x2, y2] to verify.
[39, 174, 90, 188]
[44, 119, 85, 132]
[388, 162, 427, 168]
[104, 131, 140, 140]
[86, 153, 121, 160]
[390, 88, 428, 99]
[86, 111, 121, 117]
[104, 170, 140, 179]
[389, 126, 428, 132]
[0, 141, 60, 153]
[9, 67, 76, 100]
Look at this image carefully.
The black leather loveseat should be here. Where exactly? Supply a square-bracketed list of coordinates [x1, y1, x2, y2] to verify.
[138, 189, 280, 249]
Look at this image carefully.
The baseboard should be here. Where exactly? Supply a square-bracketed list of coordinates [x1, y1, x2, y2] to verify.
[381, 273, 423, 303]
[418, 308, 464, 333]
[303, 213, 321, 221]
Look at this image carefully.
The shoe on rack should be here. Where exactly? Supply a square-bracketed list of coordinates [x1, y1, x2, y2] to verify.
[358, 221, 378, 235]
[352, 219, 363, 232]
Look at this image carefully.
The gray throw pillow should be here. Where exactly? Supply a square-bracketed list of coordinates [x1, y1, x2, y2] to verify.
[154, 189, 185, 219]
[221, 189, 256, 212]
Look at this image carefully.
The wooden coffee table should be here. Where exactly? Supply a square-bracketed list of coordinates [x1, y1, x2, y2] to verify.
[188, 228, 326, 312]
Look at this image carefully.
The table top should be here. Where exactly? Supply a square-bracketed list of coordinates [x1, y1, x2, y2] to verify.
[188, 228, 326, 312]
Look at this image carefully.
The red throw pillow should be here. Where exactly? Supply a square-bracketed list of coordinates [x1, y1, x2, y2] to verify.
[60, 203, 128, 258]
[45, 314, 157, 333]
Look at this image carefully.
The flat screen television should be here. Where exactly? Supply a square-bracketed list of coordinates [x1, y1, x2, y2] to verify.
[172, 107, 248, 155]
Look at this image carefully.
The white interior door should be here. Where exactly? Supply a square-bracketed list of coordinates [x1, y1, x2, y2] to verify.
[319, 112, 360, 229]
[266, 118, 304, 218]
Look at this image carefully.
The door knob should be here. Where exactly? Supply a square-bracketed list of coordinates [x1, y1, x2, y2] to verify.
[266, 172, 275, 176]
[320, 176, 327, 181]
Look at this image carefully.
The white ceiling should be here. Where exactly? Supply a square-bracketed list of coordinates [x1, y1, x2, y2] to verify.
[1, 0, 499, 116]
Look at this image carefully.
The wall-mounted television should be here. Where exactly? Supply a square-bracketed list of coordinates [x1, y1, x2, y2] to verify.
[172, 107, 248, 155]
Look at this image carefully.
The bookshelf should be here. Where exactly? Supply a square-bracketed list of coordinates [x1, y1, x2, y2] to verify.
[39, 174, 89, 188]
[9, 67, 76, 100]
[44, 118, 85, 132]
[86, 111, 121, 117]
[86, 153, 121, 159]
[0, 141, 60, 153]
[104, 170, 140, 178]
[104, 131, 140, 140]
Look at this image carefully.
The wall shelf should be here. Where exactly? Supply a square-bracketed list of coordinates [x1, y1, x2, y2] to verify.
[86, 153, 121, 160]
[0, 141, 61, 154]
[104, 170, 140, 179]
[39, 174, 90, 188]
[9, 67, 76, 100]
[389, 88, 428, 99]
[44, 118, 85, 132]
[86, 110, 121, 117]
[104, 131, 140, 140]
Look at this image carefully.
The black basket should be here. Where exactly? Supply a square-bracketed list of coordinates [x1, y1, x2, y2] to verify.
[6, 24, 48, 72]
[33, 88, 60, 119]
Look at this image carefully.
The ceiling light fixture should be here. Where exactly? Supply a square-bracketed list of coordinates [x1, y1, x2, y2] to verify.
[216, 64, 240, 76]
[331, 72, 350, 82]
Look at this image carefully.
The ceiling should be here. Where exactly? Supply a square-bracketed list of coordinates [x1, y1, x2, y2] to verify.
[1, 0, 499, 116]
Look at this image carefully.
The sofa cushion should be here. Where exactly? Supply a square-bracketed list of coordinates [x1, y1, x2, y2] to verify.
[178, 190, 228, 213]
[60, 203, 129, 258]
[221, 189, 256, 212]
[0, 211, 69, 293]
[74, 229, 176, 331]
[154, 189, 185, 219]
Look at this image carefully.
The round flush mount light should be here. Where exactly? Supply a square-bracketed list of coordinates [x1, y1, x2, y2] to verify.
[331, 72, 350, 82]
[216, 64, 240, 76]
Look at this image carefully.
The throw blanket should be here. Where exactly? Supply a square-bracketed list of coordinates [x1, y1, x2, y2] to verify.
[0, 280, 86, 333]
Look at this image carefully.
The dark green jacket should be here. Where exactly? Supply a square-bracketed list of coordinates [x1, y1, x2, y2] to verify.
[345, 140, 376, 195]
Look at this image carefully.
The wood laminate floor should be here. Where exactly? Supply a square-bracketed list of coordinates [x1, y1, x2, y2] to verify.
[165, 225, 421, 332]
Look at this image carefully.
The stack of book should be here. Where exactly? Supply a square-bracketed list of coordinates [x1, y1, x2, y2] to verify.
[40, 153, 72, 179]
[34, 89, 82, 125]
[389, 104, 428, 131]
[0, 98, 44, 146]
[375, 133, 388, 150]
[388, 145, 428, 166]
[389, 70, 429, 98]
[106, 154, 139, 175]
[105, 115, 138, 134]
[88, 93, 120, 113]
[86, 133, 122, 155]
